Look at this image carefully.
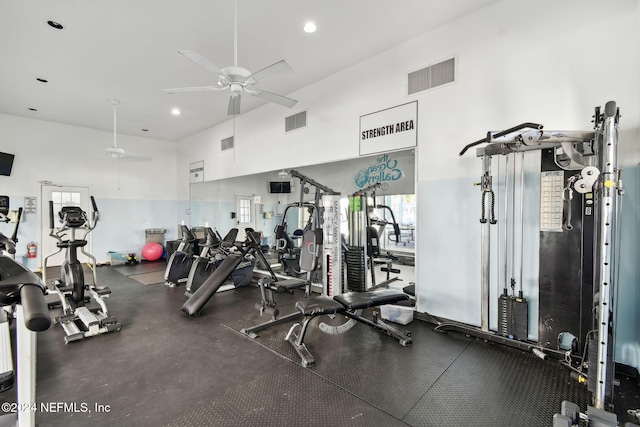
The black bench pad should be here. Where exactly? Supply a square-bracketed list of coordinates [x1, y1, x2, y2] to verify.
[296, 296, 343, 316]
[296, 288, 409, 316]
[273, 278, 305, 291]
[333, 288, 409, 310]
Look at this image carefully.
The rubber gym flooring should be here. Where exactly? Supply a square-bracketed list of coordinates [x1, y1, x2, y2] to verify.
[1, 261, 639, 426]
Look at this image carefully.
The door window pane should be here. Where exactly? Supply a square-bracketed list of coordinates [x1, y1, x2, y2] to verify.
[239, 199, 251, 223]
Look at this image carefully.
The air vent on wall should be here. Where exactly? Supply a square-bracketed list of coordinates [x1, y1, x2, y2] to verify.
[407, 57, 456, 95]
[285, 110, 307, 133]
[221, 136, 234, 151]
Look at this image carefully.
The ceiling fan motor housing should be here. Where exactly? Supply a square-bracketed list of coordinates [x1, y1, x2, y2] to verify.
[230, 83, 243, 95]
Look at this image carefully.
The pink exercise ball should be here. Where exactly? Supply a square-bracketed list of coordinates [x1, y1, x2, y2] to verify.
[142, 242, 163, 261]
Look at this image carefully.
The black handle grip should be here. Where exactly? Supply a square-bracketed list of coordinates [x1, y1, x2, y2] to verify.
[48, 201, 54, 229]
[9, 207, 23, 244]
[19, 284, 52, 332]
[90, 196, 98, 213]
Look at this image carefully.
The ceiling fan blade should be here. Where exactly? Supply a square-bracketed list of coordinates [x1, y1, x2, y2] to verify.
[227, 94, 241, 115]
[105, 150, 152, 162]
[247, 60, 293, 84]
[178, 50, 229, 80]
[248, 89, 297, 108]
[163, 86, 225, 93]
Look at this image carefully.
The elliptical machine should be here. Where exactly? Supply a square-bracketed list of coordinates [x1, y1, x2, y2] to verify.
[164, 224, 198, 287]
[184, 227, 238, 297]
[0, 196, 51, 427]
[181, 230, 264, 316]
[44, 196, 121, 343]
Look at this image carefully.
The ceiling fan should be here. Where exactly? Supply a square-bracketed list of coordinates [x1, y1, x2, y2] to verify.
[162, 1, 297, 115]
[105, 100, 150, 161]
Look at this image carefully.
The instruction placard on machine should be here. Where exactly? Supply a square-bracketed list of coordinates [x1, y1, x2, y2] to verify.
[540, 171, 564, 232]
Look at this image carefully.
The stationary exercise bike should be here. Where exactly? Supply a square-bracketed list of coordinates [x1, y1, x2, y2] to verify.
[43, 197, 121, 343]
[0, 196, 51, 427]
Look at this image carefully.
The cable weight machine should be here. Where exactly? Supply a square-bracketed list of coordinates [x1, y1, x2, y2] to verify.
[240, 170, 340, 338]
[446, 101, 626, 425]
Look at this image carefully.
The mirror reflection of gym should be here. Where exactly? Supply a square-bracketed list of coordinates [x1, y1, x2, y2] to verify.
[187, 149, 416, 287]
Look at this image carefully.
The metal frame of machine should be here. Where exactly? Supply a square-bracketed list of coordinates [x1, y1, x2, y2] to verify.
[439, 101, 626, 425]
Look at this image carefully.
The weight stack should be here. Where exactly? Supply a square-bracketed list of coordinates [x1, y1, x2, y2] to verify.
[498, 293, 510, 336]
[497, 293, 529, 340]
[345, 246, 366, 292]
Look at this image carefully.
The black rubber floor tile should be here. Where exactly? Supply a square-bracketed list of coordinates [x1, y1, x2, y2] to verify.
[164, 362, 407, 427]
[403, 339, 591, 427]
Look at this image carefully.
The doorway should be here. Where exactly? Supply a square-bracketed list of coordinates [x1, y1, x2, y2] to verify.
[235, 195, 256, 240]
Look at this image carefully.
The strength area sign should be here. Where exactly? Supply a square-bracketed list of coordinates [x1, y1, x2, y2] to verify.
[359, 101, 417, 156]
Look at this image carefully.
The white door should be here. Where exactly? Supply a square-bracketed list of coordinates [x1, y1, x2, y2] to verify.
[41, 185, 91, 267]
[235, 195, 256, 241]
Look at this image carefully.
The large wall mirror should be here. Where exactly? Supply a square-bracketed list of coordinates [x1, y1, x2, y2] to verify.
[189, 149, 416, 283]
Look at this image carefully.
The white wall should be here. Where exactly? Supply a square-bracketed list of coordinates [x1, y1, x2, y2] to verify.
[0, 113, 179, 265]
[177, 0, 640, 369]
[177, 0, 639, 183]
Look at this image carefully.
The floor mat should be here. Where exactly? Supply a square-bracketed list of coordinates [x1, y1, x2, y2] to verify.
[112, 260, 166, 276]
[16, 266, 631, 427]
[403, 339, 592, 427]
[229, 310, 472, 420]
[129, 270, 166, 285]
[164, 362, 406, 427]
[228, 306, 597, 425]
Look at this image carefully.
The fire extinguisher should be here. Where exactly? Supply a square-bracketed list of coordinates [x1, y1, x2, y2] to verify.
[27, 242, 37, 259]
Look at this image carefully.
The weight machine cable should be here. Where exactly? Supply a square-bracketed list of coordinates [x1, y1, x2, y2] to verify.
[510, 150, 516, 295]
[495, 156, 501, 293]
[504, 154, 509, 293]
[519, 150, 525, 296]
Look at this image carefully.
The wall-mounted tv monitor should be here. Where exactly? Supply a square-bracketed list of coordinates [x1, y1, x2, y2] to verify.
[269, 181, 291, 194]
[0, 152, 15, 176]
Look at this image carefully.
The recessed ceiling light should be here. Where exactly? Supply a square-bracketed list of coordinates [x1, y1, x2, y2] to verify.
[303, 22, 317, 33]
[28, 108, 38, 112]
[171, 108, 181, 116]
[47, 20, 64, 30]
[36, 78, 48, 83]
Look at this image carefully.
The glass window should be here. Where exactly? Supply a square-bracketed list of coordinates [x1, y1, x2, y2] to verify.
[239, 198, 251, 223]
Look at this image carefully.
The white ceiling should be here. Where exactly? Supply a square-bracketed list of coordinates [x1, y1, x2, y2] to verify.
[0, 0, 498, 142]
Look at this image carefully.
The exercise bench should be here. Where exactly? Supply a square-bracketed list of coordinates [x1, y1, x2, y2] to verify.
[285, 287, 412, 367]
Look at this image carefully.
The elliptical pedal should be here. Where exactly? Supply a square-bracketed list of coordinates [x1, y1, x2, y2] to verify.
[93, 286, 112, 296]
[76, 306, 100, 327]
[57, 313, 78, 323]
[99, 315, 119, 327]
